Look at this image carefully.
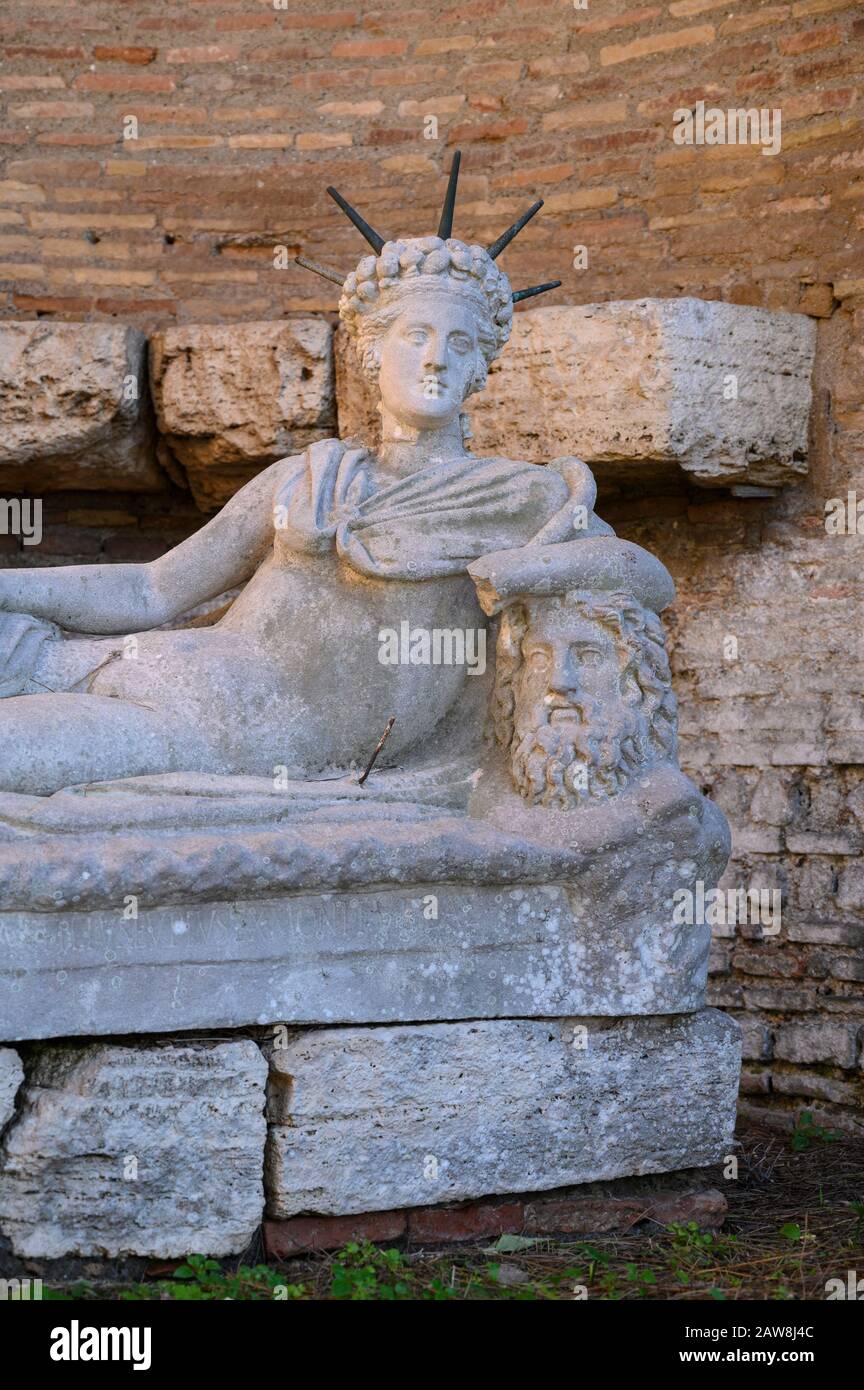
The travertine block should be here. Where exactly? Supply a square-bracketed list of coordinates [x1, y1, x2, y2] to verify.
[337, 299, 816, 490]
[0, 1040, 267, 1258]
[265, 1011, 741, 1217]
[149, 319, 335, 507]
[0, 322, 162, 493]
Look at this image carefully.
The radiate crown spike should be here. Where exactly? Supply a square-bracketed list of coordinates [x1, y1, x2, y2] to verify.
[437, 150, 461, 241]
[326, 186, 386, 254]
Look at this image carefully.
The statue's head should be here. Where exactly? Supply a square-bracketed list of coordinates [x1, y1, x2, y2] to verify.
[295, 152, 561, 430]
[339, 236, 512, 429]
[491, 590, 678, 807]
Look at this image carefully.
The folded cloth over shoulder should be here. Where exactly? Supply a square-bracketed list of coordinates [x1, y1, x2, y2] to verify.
[272, 439, 604, 580]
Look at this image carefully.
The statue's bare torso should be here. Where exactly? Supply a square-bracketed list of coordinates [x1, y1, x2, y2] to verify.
[0, 444, 568, 792]
[84, 545, 482, 777]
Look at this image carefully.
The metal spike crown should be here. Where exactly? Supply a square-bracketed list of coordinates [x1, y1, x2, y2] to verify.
[295, 151, 561, 305]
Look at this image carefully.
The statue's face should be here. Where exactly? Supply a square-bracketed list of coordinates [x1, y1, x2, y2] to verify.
[519, 604, 621, 728]
[377, 295, 479, 431]
[495, 593, 674, 807]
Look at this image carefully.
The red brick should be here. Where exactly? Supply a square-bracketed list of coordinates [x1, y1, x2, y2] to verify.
[3, 46, 85, 60]
[9, 101, 94, 118]
[92, 45, 157, 64]
[468, 94, 503, 113]
[165, 45, 241, 64]
[262, 1210, 406, 1258]
[408, 1200, 524, 1243]
[95, 297, 177, 316]
[576, 5, 663, 33]
[8, 159, 100, 180]
[273, 9, 358, 29]
[73, 73, 175, 93]
[370, 63, 447, 87]
[779, 23, 843, 53]
[448, 118, 528, 142]
[36, 135, 117, 148]
[460, 60, 524, 85]
[331, 37, 408, 58]
[12, 293, 92, 313]
[246, 45, 314, 63]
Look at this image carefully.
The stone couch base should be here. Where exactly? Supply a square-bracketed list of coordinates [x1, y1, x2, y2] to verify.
[0, 885, 711, 1041]
[0, 1011, 740, 1260]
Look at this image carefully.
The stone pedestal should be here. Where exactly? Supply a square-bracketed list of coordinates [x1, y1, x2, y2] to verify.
[0, 767, 740, 1258]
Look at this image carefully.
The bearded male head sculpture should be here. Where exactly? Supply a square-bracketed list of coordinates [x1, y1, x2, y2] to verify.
[469, 538, 680, 810]
[492, 590, 678, 808]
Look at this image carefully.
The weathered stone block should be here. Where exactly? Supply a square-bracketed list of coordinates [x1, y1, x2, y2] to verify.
[772, 1070, 859, 1106]
[774, 1020, 861, 1069]
[0, 1040, 267, 1258]
[737, 1016, 773, 1061]
[0, 322, 162, 493]
[336, 299, 815, 490]
[149, 319, 335, 508]
[265, 1011, 741, 1217]
[0, 1048, 22, 1131]
[837, 863, 864, 911]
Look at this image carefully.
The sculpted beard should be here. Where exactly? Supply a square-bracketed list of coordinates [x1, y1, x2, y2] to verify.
[511, 683, 644, 806]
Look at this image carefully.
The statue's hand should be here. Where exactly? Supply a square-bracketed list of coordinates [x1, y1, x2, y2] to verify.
[0, 611, 59, 698]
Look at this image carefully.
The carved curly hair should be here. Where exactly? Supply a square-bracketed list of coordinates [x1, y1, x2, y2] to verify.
[339, 235, 514, 392]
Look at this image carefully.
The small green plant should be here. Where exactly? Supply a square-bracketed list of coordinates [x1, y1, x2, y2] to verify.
[121, 1254, 305, 1301]
[779, 1222, 803, 1242]
[668, 1221, 717, 1253]
[791, 1111, 841, 1152]
[329, 1242, 413, 1301]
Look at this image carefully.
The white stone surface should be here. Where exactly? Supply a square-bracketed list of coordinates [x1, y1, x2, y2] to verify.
[0, 321, 162, 492]
[0, 1048, 23, 1131]
[0, 1040, 267, 1258]
[149, 319, 335, 507]
[0, 767, 730, 1039]
[265, 1010, 741, 1216]
[338, 299, 816, 489]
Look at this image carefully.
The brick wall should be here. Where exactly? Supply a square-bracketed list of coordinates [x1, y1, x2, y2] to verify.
[0, 0, 860, 323]
[1, 0, 863, 1129]
[608, 304, 864, 1135]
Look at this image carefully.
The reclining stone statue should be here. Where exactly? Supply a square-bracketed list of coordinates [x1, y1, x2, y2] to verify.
[0, 155, 742, 1257]
[0, 159, 614, 796]
[0, 157, 729, 955]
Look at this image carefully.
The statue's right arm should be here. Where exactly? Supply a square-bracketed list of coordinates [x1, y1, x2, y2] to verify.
[0, 455, 304, 634]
